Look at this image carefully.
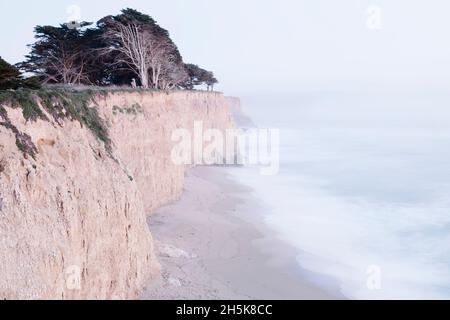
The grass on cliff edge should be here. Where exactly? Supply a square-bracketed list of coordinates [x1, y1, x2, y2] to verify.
[0, 87, 111, 157]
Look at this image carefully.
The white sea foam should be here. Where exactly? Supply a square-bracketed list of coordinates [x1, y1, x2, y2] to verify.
[229, 92, 450, 299]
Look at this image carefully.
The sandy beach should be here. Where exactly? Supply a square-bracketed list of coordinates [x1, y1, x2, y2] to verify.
[141, 166, 341, 300]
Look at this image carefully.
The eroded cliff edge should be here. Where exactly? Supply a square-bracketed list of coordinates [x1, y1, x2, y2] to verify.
[0, 90, 235, 299]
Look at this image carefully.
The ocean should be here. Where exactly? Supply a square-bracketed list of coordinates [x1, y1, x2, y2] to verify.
[228, 91, 450, 299]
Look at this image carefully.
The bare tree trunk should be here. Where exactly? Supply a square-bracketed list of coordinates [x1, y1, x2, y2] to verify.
[140, 66, 149, 88]
[151, 68, 156, 88]
[102, 22, 172, 91]
[154, 65, 161, 89]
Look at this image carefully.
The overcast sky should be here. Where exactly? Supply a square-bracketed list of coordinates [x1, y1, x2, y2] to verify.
[1, 0, 450, 95]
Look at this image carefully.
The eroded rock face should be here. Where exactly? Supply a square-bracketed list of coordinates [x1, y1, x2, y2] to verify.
[0, 91, 234, 299]
[97, 91, 235, 213]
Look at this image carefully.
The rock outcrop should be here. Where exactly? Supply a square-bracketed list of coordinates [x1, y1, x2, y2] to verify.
[0, 90, 234, 299]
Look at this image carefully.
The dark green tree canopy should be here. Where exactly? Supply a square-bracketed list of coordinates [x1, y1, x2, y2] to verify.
[96, 8, 186, 88]
[183, 64, 218, 90]
[17, 8, 218, 90]
[0, 57, 21, 89]
[0, 57, 41, 90]
[18, 22, 94, 85]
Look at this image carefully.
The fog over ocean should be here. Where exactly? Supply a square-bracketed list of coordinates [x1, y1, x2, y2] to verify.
[229, 91, 450, 299]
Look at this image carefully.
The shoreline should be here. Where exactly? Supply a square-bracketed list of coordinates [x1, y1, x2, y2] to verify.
[141, 166, 342, 300]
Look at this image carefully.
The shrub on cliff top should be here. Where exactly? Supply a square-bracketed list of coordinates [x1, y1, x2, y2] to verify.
[0, 89, 47, 121]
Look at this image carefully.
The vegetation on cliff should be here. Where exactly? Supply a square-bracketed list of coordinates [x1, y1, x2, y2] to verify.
[0, 88, 110, 158]
[0, 8, 218, 157]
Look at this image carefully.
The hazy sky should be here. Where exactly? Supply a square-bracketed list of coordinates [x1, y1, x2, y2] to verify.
[1, 0, 450, 95]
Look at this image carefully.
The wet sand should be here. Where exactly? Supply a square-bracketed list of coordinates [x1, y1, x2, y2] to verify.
[141, 166, 341, 300]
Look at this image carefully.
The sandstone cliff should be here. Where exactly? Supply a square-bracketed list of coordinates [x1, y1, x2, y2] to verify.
[0, 90, 234, 299]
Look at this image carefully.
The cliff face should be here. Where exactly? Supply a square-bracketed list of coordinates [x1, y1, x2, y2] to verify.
[98, 91, 234, 213]
[0, 91, 234, 299]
